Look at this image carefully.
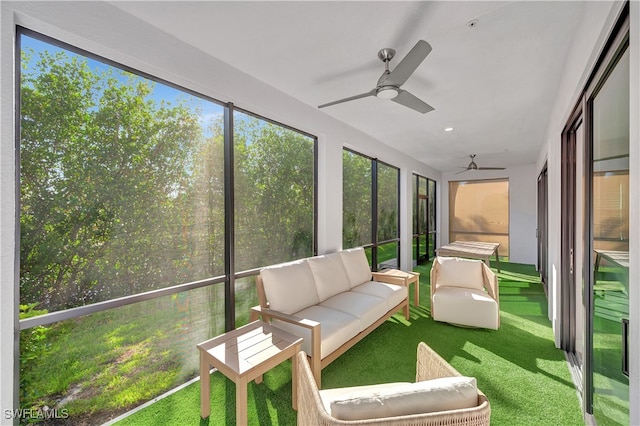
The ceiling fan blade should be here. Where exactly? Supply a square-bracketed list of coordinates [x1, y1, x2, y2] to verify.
[391, 89, 434, 113]
[381, 40, 432, 87]
[477, 167, 506, 170]
[455, 169, 469, 175]
[318, 89, 376, 109]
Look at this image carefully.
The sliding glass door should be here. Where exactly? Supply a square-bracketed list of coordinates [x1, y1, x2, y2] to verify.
[412, 174, 436, 265]
[588, 39, 629, 426]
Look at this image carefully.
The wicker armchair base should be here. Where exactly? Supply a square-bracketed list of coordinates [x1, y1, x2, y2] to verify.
[296, 342, 491, 426]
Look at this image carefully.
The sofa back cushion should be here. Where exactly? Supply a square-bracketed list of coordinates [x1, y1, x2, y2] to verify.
[339, 247, 372, 288]
[435, 257, 485, 291]
[308, 253, 351, 301]
[260, 259, 319, 314]
[329, 376, 478, 421]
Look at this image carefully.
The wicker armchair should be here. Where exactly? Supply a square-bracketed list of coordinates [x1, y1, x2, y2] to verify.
[296, 342, 491, 425]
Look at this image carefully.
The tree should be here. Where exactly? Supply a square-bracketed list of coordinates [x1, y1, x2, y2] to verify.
[20, 47, 209, 310]
[233, 112, 314, 271]
[342, 150, 372, 248]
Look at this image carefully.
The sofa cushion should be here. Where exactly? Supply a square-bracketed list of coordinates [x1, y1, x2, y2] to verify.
[320, 292, 388, 331]
[272, 305, 360, 358]
[351, 281, 407, 311]
[328, 376, 478, 421]
[432, 286, 499, 330]
[339, 247, 372, 288]
[308, 253, 351, 301]
[260, 259, 319, 315]
[436, 257, 485, 291]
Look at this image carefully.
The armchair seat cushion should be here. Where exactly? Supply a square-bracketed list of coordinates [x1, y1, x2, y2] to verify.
[319, 382, 409, 416]
[274, 305, 360, 358]
[432, 287, 499, 330]
[325, 376, 479, 421]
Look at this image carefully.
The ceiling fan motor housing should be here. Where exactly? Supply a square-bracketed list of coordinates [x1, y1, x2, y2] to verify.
[377, 48, 396, 63]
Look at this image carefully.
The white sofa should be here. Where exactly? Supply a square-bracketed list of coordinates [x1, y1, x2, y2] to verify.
[251, 247, 409, 387]
[430, 256, 500, 330]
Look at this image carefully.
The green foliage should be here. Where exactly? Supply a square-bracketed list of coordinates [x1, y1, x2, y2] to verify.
[20, 46, 208, 310]
[342, 152, 399, 249]
[342, 151, 372, 248]
[233, 112, 315, 270]
[19, 304, 52, 409]
[19, 38, 316, 423]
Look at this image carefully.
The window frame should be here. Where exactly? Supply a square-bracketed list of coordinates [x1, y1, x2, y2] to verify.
[342, 147, 400, 270]
[16, 26, 319, 333]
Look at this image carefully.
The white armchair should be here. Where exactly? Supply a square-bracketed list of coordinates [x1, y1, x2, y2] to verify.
[430, 257, 500, 330]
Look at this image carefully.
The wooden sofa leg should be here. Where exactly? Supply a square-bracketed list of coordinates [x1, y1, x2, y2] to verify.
[310, 355, 321, 388]
[404, 301, 410, 320]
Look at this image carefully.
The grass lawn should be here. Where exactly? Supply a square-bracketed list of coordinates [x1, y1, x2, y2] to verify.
[115, 260, 584, 425]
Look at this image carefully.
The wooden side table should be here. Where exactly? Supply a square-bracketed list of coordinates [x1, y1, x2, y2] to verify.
[197, 321, 303, 425]
[371, 269, 421, 307]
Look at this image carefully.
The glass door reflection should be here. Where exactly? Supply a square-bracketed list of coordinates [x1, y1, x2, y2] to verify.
[590, 47, 629, 425]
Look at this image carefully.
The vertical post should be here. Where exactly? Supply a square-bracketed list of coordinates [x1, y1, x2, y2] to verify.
[371, 159, 378, 271]
[224, 104, 235, 332]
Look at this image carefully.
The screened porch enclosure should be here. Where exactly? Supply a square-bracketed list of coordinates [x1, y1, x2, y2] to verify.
[17, 29, 408, 423]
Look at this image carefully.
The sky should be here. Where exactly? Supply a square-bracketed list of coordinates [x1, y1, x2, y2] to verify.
[21, 33, 224, 134]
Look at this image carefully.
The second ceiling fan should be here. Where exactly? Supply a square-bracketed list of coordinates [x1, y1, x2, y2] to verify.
[456, 155, 506, 174]
[318, 40, 434, 114]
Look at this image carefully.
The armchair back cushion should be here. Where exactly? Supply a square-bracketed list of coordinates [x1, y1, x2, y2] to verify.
[261, 260, 319, 314]
[308, 253, 351, 301]
[435, 257, 485, 291]
[339, 247, 372, 288]
[328, 376, 478, 421]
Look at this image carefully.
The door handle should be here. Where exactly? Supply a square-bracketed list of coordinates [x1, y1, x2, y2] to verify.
[622, 318, 629, 377]
[570, 248, 574, 274]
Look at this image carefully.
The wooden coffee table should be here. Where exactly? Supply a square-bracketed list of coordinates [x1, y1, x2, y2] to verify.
[371, 269, 421, 307]
[198, 320, 303, 425]
[436, 241, 501, 272]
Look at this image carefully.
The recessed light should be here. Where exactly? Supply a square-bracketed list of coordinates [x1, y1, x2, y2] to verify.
[444, 127, 454, 132]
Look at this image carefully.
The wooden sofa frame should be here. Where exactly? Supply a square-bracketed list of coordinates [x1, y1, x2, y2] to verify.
[250, 274, 409, 388]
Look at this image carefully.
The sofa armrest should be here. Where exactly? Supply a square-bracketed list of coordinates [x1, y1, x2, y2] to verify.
[251, 305, 322, 386]
[416, 342, 461, 382]
[371, 272, 407, 286]
[251, 305, 319, 329]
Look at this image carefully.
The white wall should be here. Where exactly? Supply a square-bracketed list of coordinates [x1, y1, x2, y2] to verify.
[0, 1, 442, 415]
[0, 3, 19, 421]
[441, 164, 538, 265]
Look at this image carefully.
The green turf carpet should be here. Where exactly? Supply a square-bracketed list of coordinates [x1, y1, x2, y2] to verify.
[115, 261, 583, 425]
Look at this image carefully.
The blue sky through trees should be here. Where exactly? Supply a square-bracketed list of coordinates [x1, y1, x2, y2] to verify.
[21, 34, 223, 138]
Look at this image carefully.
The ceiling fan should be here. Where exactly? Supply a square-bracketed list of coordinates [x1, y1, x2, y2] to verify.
[456, 155, 506, 174]
[318, 40, 434, 114]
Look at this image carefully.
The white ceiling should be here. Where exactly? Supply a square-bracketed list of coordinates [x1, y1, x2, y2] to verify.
[110, 1, 585, 172]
